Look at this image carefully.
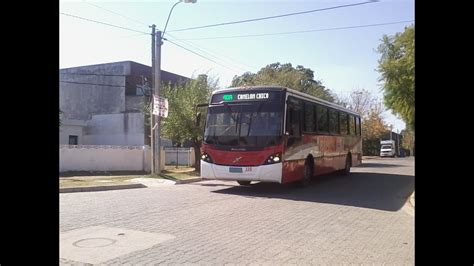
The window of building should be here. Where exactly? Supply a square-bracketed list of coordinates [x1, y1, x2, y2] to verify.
[69, 135, 78, 145]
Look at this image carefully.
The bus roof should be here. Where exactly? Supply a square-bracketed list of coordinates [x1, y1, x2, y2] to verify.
[212, 86, 361, 117]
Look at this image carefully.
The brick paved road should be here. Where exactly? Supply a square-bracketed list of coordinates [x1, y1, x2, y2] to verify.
[60, 157, 414, 265]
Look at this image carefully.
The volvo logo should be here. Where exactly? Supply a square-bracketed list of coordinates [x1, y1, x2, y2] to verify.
[233, 156, 242, 163]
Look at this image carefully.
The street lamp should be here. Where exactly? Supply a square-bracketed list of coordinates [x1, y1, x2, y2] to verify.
[151, 0, 196, 175]
[163, 0, 197, 37]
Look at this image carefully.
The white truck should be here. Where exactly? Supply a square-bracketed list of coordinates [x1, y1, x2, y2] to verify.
[380, 140, 396, 157]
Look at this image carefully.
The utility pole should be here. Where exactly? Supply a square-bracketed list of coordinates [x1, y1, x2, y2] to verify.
[149, 24, 156, 174]
[154, 30, 162, 174]
[149, 0, 196, 174]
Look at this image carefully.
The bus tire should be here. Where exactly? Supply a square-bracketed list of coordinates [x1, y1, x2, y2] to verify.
[237, 181, 251, 186]
[342, 155, 351, 175]
[301, 163, 313, 186]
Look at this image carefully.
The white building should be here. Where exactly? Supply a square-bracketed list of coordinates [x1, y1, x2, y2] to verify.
[59, 61, 188, 146]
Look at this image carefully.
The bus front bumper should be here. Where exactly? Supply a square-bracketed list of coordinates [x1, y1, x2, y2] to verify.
[200, 160, 282, 183]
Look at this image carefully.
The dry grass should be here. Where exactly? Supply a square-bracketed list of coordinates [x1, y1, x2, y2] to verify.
[161, 166, 199, 180]
[59, 176, 140, 188]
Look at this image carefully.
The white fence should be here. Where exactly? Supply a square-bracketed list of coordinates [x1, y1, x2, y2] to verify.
[59, 145, 196, 172]
[164, 147, 196, 167]
[59, 145, 152, 172]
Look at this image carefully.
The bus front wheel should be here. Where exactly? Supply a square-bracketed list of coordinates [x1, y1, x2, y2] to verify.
[237, 181, 251, 186]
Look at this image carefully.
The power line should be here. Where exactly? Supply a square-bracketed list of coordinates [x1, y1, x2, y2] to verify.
[167, 38, 248, 72]
[82, 0, 150, 27]
[166, 34, 251, 72]
[60, 12, 149, 34]
[60, 80, 125, 87]
[168, 33, 255, 70]
[119, 33, 149, 38]
[168, 0, 378, 33]
[177, 20, 414, 40]
[164, 39, 244, 73]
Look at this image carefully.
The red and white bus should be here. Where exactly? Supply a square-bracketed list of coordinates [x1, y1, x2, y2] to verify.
[200, 86, 362, 185]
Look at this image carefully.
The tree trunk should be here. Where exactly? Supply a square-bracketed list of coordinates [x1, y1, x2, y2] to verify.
[192, 140, 201, 173]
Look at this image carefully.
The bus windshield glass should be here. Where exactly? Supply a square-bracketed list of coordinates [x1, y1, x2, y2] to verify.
[204, 102, 283, 147]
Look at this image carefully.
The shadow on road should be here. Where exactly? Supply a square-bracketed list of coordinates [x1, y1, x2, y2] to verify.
[196, 183, 235, 187]
[356, 163, 401, 168]
[211, 172, 414, 212]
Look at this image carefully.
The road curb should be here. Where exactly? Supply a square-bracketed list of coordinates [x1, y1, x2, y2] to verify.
[60, 183, 147, 193]
[160, 174, 202, 184]
[362, 156, 380, 160]
[409, 192, 415, 208]
[175, 177, 203, 184]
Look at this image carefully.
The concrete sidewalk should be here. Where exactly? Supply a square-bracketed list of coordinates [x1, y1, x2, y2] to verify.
[60, 183, 146, 193]
[59, 174, 202, 193]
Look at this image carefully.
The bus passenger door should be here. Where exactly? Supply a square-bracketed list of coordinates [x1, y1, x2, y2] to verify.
[285, 100, 302, 147]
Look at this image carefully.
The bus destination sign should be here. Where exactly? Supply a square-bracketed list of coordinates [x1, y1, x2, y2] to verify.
[212, 91, 279, 104]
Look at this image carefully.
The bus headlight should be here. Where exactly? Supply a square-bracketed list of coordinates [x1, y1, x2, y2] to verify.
[201, 152, 213, 163]
[264, 153, 281, 165]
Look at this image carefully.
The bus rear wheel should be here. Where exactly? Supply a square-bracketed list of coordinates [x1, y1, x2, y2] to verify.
[301, 164, 313, 186]
[237, 181, 251, 186]
[342, 155, 351, 175]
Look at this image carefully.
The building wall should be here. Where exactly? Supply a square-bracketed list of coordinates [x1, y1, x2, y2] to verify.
[126, 96, 146, 112]
[60, 62, 129, 120]
[84, 113, 145, 145]
[60, 61, 190, 146]
[59, 145, 151, 172]
[59, 125, 84, 145]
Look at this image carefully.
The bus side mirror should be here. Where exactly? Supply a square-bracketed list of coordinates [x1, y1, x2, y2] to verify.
[196, 112, 201, 126]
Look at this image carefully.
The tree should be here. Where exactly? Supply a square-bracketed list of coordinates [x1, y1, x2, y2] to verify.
[400, 127, 415, 156]
[343, 89, 378, 115]
[343, 89, 389, 155]
[231, 62, 335, 102]
[377, 25, 415, 130]
[160, 75, 218, 172]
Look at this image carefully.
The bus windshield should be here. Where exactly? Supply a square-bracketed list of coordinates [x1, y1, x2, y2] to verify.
[204, 102, 283, 148]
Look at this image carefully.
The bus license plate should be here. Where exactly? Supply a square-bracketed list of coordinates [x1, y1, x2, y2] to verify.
[229, 167, 242, 173]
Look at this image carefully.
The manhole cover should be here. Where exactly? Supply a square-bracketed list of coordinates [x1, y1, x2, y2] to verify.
[61, 226, 176, 264]
[73, 238, 116, 248]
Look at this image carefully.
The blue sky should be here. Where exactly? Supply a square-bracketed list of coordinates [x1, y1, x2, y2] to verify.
[60, 0, 414, 132]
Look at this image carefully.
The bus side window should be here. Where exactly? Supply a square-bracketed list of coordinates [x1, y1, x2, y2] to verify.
[340, 112, 348, 135]
[329, 109, 339, 135]
[349, 115, 355, 135]
[316, 104, 329, 134]
[286, 106, 292, 135]
[286, 98, 302, 141]
[355, 116, 360, 136]
[304, 102, 315, 132]
[287, 106, 301, 137]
